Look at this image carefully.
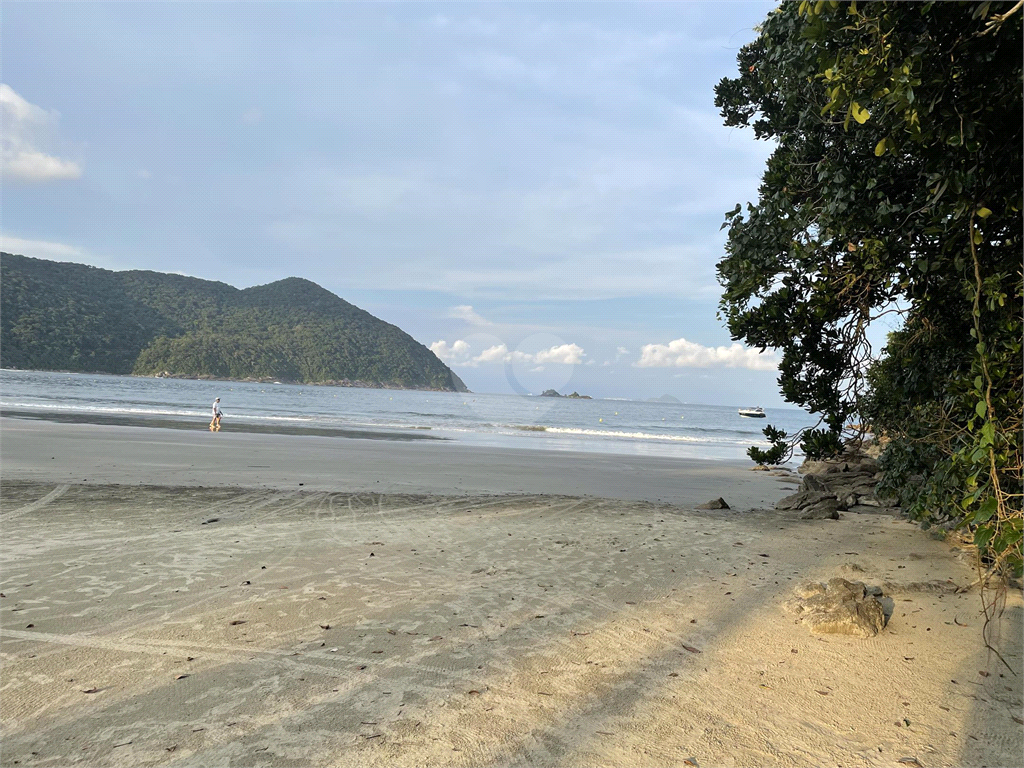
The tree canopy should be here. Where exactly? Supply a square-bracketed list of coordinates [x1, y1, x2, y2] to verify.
[715, 1, 1022, 574]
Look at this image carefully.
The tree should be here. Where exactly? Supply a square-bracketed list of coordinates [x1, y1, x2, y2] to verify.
[714, 1, 1022, 575]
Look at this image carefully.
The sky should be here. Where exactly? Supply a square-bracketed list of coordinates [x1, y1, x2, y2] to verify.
[0, 0, 795, 405]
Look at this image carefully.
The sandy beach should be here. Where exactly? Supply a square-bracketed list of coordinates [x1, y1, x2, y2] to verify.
[1, 418, 1021, 767]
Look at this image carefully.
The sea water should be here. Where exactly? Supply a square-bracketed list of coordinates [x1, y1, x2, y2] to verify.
[0, 369, 819, 462]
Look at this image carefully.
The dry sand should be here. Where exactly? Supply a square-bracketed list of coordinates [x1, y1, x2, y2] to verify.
[1, 419, 1021, 767]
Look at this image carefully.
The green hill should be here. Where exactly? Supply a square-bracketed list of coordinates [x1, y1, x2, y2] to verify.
[0, 253, 468, 392]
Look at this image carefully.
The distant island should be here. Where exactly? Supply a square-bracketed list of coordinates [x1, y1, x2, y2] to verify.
[646, 394, 682, 404]
[539, 389, 592, 399]
[0, 253, 469, 392]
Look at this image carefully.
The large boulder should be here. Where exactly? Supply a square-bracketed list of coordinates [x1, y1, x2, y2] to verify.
[801, 474, 831, 493]
[776, 490, 835, 511]
[788, 578, 887, 638]
[800, 498, 841, 519]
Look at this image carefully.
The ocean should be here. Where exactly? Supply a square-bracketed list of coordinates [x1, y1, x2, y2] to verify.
[0, 369, 819, 462]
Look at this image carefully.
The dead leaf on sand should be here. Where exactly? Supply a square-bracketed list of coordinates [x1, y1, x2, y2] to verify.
[429, 636, 443, 642]
[897, 759, 923, 767]
[682, 645, 702, 654]
[683, 759, 700, 767]
[230, 620, 246, 625]
[82, 687, 101, 694]
[175, 674, 190, 680]
[319, 624, 331, 630]
[1013, 715, 1024, 725]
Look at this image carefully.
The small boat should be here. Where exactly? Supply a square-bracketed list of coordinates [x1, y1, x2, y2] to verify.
[738, 406, 766, 418]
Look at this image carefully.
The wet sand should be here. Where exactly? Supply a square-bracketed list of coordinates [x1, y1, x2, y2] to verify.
[0, 417, 793, 506]
[1, 419, 1021, 767]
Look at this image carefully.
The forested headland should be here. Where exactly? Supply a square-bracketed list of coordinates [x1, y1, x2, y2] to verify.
[0, 253, 468, 392]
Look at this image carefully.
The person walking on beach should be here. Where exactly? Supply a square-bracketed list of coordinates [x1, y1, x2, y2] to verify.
[210, 398, 223, 431]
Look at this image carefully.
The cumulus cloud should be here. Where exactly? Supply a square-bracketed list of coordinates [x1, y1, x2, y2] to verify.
[533, 343, 585, 364]
[429, 339, 586, 367]
[1, 84, 81, 182]
[636, 337, 779, 371]
[474, 344, 510, 363]
[449, 305, 492, 325]
[429, 339, 472, 365]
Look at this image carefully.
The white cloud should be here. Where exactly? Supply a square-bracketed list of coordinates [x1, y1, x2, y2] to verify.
[474, 343, 509, 363]
[636, 337, 779, 371]
[449, 304, 492, 325]
[429, 338, 586, 367]
[429, 339, 473, 365]
[0, 84, 81, 182]
[533, 343, 585, 364]
[0, 233, 84, 260]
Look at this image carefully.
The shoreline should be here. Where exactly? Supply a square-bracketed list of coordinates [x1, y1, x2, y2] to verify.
[1, 474, 1020, 767]
[0, 417, 789, 505]
[0, 409, 445, 442]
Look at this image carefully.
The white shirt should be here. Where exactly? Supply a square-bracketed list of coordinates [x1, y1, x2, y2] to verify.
[212, 401, 222, 417]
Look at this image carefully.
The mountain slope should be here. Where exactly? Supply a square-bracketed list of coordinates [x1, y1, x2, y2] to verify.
[0, 253, 468, 392]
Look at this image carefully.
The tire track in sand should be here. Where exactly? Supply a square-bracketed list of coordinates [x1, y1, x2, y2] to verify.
[0, 484, 70, 523]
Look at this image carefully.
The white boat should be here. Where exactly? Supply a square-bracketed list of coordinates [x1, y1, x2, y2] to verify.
[738, 406, 766, 418]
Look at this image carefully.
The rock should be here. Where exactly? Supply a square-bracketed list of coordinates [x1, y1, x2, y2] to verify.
[798, 460, 832, 475]
[802, 474, 831, 493]
[846, 504, 902, 516]
[838, 492, 860, 510]
[788, 578, 887, 638]
[776, 490, 834, 510]
[800, 498, 841, 519]
[696, 497, 730, 510]
[857, 457, 880, 473]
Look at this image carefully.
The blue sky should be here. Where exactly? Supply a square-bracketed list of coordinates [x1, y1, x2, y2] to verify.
[1, 1, 796, 404]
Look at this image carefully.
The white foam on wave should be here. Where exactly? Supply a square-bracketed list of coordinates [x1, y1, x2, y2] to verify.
[0, 401, 316, 423]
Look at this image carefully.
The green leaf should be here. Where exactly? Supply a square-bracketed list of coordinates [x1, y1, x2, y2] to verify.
[977, 207, 993, 218]
[874, 138, 889, 156]
[975, 496, 998, 523]
[851, 102, 870, 124]
[975, 400, 987, 418]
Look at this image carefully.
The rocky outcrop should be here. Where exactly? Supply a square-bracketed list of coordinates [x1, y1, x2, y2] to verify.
[775, 448, 900, 518]
[787, 578, 888, 638]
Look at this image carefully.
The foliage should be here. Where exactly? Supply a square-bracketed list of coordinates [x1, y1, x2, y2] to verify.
[0, 253, 467, 392]
[748, 425, 790, 466]
[715, 2, 1022, 574]
[800, 428, 844, 461]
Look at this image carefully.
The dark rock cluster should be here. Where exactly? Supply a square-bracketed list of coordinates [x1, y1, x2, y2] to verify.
[775, 452, 899, 519]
